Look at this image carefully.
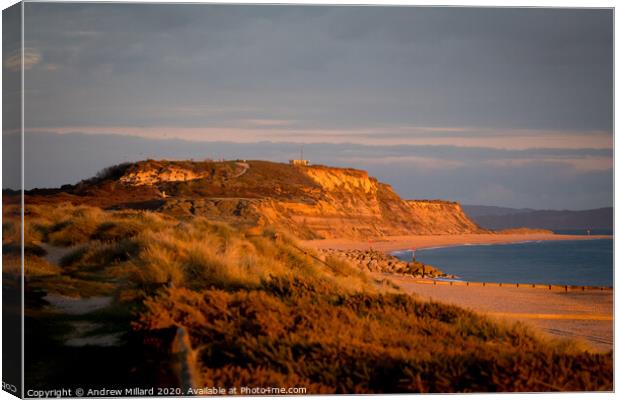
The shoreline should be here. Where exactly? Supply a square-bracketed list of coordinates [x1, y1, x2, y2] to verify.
[311, 234, 614, 351]
[301, 233, 612, 253]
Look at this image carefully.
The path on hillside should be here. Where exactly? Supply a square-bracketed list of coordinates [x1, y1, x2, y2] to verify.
[377, 273, 613, 352]
[232, 162, 250, 178]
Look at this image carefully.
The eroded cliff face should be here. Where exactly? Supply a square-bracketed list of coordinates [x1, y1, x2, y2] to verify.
[249, 165, 487, 239]
[405, 200, 484, 234]
[303, 167, 378, 195]
[116, 160, 240, 186]
[28, 160, 486, 240]
[119, 166, 209, 186]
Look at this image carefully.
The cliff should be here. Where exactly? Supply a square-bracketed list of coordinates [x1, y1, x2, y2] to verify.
[24, 160, 487, 239]
[245, 164, 486, 238]
[405, 200, 484, 234]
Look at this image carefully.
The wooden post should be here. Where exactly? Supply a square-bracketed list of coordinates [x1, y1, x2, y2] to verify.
[564, 285, 568, 293]
[516, 283, 519, 288]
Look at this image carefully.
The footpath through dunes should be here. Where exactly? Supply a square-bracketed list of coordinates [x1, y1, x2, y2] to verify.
[377, 274, 613, 353]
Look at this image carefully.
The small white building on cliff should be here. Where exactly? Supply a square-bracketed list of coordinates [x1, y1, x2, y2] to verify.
[289, 159, 309, 166]
[289, 145, 309, 166]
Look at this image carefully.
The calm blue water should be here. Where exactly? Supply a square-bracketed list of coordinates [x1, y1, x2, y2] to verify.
[392, 239, 613, 287]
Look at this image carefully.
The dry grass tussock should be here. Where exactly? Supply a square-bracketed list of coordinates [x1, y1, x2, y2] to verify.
[13, 204, 370, 293]
[124, 217, 370, 292]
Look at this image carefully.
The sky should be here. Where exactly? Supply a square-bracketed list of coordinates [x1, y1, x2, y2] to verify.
[4, 4, 613, 209]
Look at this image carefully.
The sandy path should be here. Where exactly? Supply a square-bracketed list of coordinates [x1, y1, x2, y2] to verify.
[38, 242, 78, 265]
[36, 242, 122, 347]
[302, 233, 611, 252]
[380, 273, 613, 352]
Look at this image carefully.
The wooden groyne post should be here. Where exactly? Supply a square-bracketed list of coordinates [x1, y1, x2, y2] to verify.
[422, 279, 612, 292]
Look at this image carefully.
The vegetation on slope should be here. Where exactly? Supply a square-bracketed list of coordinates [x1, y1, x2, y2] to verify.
[4, 203, 612, 393]
[139, 283, 611, 393]
[20, 160, 488, 240]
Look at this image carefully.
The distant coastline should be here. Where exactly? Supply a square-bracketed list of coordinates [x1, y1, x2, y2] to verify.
[302, 232, 612, 253]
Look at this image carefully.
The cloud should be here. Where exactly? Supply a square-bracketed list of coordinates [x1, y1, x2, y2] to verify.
[339, 155, 465, 171]
[244, 119, 297, 127]
[4, 48, 42, 71]
[16, 131, 612, 210]
[484, 156, 613, 172]
[43, 63, 59, 71]
[365, 158, 612, 209]
[14, 4, 612, 209]
[22, 5, 612, 137]
[25, 124, 612, 150]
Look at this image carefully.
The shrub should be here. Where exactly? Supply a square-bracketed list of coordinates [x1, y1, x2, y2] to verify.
[91, 162, 133, 182]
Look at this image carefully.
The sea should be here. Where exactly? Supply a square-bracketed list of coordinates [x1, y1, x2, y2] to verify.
[392, 237, 613, 287]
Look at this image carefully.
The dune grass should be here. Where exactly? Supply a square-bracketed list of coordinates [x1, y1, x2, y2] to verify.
[137, 279, 612, 393]
[15, 204, 369, 292]
[8, 203, 614, 392]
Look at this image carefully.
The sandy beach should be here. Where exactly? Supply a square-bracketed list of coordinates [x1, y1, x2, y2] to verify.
[302, 233, 614, 352]
[302, 233, 611, 252]
[379, 273, 613, 352]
